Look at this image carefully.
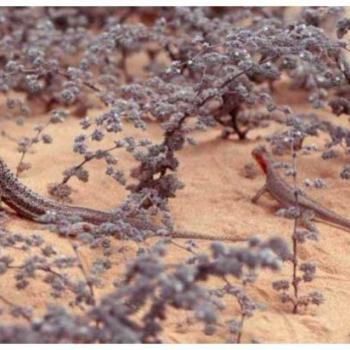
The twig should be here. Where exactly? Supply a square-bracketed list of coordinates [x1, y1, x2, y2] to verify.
[16, 119, 51, 176]
[71, 243, 96, 306]
[291, 138, 300, 314]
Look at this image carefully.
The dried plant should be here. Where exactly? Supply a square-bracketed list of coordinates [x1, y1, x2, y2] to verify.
[1, 6, 350, 343]
[270, 123, 324, 313]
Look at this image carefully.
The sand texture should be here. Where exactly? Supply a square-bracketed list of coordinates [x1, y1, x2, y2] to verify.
[1, 84, 350, 343]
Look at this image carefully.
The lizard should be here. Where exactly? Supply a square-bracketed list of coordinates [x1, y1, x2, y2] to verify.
[0, 156, 246, 243]
[251, 145, 350, 231]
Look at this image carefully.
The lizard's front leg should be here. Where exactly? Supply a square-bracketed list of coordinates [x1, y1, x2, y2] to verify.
[251, 184, 267, 204]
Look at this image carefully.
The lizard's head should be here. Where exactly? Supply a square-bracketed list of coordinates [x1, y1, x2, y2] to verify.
[251, 145, 269, 174]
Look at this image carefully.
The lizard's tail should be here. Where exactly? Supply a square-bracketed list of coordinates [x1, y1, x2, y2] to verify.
[316, 207, 350, 232]
[301, 197, 350, 232]
[172, 230, 248, 242]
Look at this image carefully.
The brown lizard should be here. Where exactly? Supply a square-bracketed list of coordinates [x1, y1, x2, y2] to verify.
[0, 156, 245, 242]
[251, 145, 350, 231]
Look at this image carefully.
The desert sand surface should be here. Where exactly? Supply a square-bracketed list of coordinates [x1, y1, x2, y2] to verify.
[1, 82, 350, 343]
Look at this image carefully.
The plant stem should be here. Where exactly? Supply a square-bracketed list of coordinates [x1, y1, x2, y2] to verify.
[236, 313, 246, 344]
[16, 119, 51, 176]
[60, 144, 119, 185]
[291, 139, 299, 314]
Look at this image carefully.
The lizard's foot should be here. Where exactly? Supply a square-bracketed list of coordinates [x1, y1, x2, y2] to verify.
[292, 210, 320, 242]
[251, 184, 267, 204]
[300, 209, 319, 234]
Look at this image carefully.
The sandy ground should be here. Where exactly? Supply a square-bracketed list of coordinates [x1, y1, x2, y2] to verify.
[1, 85, 350, 343]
